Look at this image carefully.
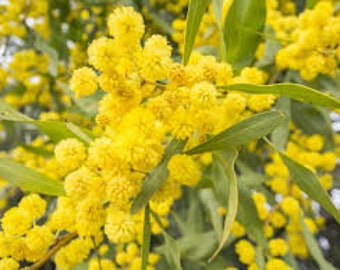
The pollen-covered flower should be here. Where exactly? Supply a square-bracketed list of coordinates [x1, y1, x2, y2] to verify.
[70, 67, 97, 98]
[54, 138, 87, 172]
[19, 193, 46, 220]
[168, 154, 201, 186]
[107, 6, 145, 46]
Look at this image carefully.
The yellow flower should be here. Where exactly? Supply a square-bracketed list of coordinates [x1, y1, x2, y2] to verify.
[2, 207, 32, 236]
[19, 193, 46, 220]
[280, 197, 300, 217]
[269, 238, 288, 256]
[265, 258, 292, 270]
[168, 154, 201, 186]
[235, 239, 256, 265]
[69, 67, 97, 98]
[54, 138, 87, 172]
[0, 257, 19, 270]
[107, 6, 145, 46]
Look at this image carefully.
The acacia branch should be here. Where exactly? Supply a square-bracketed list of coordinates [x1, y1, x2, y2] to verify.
[24, 231, 78, 270]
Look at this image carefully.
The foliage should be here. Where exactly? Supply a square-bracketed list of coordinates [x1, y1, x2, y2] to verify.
[0, 1, 340, 270]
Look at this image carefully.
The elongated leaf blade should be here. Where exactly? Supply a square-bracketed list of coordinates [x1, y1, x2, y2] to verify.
[130, 139, 187, 214]
[186, 111, 285, 155]
[279, 153, 340, 225]
[0, 99, 93, 143]
[221, 83, 340, 109]
[152, 210, 182, 270]
[223, 0, 266, 69]
[183, 0, 210, 65]
[271, 97, 291, 151]
[0, 159, 65, 196]
[237, 182, 267, 248]
[291, 101, 334, 150]
[0, 99, 32, 121]
[141, 204, 151, 270]
[209, 148, 238, 261]
[300, 215, 337, 270]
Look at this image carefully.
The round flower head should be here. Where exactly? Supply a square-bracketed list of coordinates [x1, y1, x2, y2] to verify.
[70, 67, 97, 98]
[54, 138, 87, 172]
[107, 6, 145, 46]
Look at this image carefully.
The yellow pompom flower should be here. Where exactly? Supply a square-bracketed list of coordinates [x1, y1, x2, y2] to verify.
[168, 154, 201, 186]
[231, 220, 246, 238]
[76, 197, 106, 236]
[0, 257, 19, 270]
[235, 239, 256, 265]
[89, 258, 116, 270]
[19, 193, 46, 220]
[54, 138, 87, 172]
[107, 6, 145, 46]
[2, 207, 32, 236]
[269, 211, 286, 228]
[25, 225, 54, 262]
[70, 67, 97, 98]
[265, 258, 292, 270]
[105, 207, 137, 243]
[269, 238, 288, 256]
[280, 197, 300, 217]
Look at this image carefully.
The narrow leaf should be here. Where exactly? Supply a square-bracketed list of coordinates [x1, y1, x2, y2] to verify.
[183, 0, 210, 65]
[186, 111, 285, 155]
[220, 83, 340, 109]
[130, 139, 187, 214]
[34, 34, 59, 77]
[291, 101, 334, 150]
[237, 182, 267, 248]
[141, 204, 151, 270]
[300, 215, 337, 270]
[0, 159, 65, 196]
[0, 99, 94, 143]
[223, 0, 266, 69]
[0, 99, 32, 121]
[209, 148, 238, 261]
[200, 189, 223, 240]
[279, 153, 340, 225]
[212, 0, 223, 28]
[152, 210, 182, 270]
[271, 97, 291, 151]
[35, 121, 92, 144]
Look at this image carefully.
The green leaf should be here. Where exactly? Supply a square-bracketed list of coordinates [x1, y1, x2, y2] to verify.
[306, 0, 318, 9]
[291, 101, 334, 150]
[256, 26, 282, 68]
[237, 161, 265, 187]
[141, 204, 151, 270]
[0, 99, 93, 144]
[0, 99, 32, 121]
[34, 121, 93, 144]
[34, 34, 59, 77]
[179, 231, 218, 261]
[152, 210, 182, 270]
[220, 83, 340, 109]
[185, 111, 285, 155]
[300, 215, 337, 270]
[183, 0, 210, 65]
[199, 189, 223, 240]
[223, 0, 266, 70]
[0, 159, 65, 196]
[279, 153, 340, 225]
[130, 139, 187, 214]
[237, 182, 267, 248]
[271, 97, 291, 151]
[209, 148, 238, 261]
[212, 0, 223, 29]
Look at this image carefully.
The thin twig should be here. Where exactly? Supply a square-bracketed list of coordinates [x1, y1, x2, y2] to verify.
[24, 231, 78, 270]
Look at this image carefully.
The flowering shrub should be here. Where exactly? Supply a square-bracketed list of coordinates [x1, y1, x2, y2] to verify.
[0, 1, 340, 270]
